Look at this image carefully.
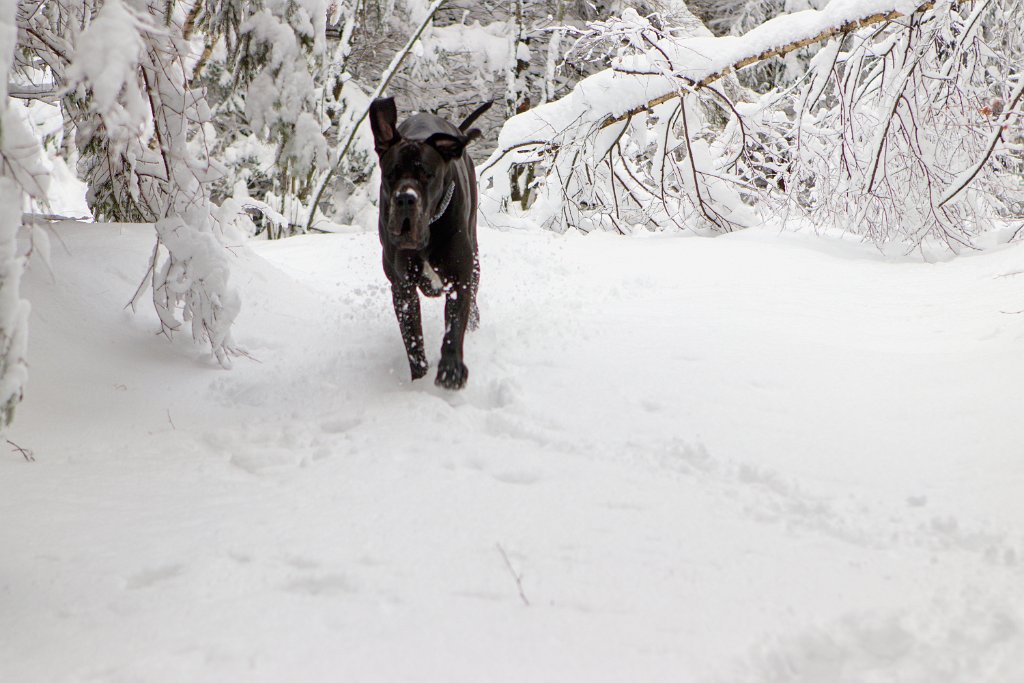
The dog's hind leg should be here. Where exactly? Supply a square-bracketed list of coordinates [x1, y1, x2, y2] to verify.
[392, 284, 428, 380]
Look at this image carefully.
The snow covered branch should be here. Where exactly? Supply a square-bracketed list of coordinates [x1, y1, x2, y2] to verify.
[785, 0, 1024, 247]
[937, 78, 1024, 208]
[485, 1, 952, 172]
[481, 0, 1023, 248]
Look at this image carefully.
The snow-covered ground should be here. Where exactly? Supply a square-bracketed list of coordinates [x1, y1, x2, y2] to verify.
[3, 222, 1024, 682]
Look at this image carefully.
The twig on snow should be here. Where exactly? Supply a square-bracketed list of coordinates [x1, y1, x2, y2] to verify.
[7, 439, 35, 462]
[496, 543, 530, 606]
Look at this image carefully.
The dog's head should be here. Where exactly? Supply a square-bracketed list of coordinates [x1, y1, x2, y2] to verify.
[369, 97, 479, 251]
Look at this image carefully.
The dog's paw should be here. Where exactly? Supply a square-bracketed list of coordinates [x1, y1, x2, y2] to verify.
[435, 357, 468, 390]
[409, 356, 429, 381]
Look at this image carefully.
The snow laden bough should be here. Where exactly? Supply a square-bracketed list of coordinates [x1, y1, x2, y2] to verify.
[480, 0, 1024, 250]
[131, 211, 242, 369]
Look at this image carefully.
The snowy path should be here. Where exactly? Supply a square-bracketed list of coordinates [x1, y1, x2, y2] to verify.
[3, 224, 1023, 682]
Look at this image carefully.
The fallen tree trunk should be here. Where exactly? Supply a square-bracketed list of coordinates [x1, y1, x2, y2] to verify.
[603, 1, 946, 128]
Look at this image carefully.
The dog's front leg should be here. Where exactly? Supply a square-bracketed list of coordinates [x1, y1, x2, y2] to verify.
[436, 283, 472, 390]
[392, 284, 428, 381]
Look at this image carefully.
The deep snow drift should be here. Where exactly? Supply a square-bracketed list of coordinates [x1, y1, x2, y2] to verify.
[2, 222, 1023, 682]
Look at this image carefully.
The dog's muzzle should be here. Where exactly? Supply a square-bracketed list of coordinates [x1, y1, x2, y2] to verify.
[389, 188, 427, 249]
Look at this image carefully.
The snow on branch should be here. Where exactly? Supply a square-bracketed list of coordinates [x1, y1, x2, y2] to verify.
[937, 78, 1024, 208]
[784, 0, 1024, 248]
[485, 0, 950, 169]
[480, 0, 1023, 248]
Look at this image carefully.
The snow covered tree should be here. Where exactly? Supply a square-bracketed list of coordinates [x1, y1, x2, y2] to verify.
[17, 0, 241, 365]
[782, 0, 1024, 248]
[0, 3, 50, 428]
[189, 0, 335, 233]
[481, 0, 1024, 250]
[481, 7, 758, 235]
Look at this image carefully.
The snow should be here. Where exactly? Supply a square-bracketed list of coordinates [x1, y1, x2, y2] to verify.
[66, 0, 146, 116]
[241, 9, 303, 71]
[423, 21, 512, 77]
[1, 100, 52, 201]
[3, 221, 1024, 681]
[284, 111, 330, 175]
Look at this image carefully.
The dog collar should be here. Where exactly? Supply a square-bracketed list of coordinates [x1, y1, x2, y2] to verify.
[430, 181, 456, 224]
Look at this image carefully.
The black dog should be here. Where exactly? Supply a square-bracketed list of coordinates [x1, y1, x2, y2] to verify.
[369, 97, 490, 390]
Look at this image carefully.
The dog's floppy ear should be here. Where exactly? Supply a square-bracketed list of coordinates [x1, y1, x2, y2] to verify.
[424, 132, 471, 161]
[369, 97, 400, 155]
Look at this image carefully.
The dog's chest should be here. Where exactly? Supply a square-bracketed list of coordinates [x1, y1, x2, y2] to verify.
[417, 258, 445, 297]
